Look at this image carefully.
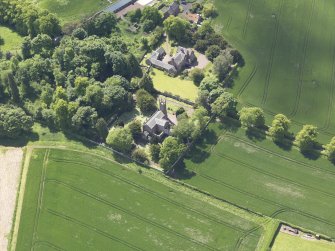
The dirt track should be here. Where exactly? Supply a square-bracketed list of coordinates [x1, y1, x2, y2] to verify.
[0, 148, 23, 251]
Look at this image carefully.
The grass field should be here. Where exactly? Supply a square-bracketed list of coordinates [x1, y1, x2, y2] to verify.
[151, 69, 198, 101]
[213, 0, 335, 140]
[36, 0, 110, 25]
[272, 232, 335, 251]
[0, 26, 23, 52]
[14, 147, 272, 250]
[182, 121, 335, 238]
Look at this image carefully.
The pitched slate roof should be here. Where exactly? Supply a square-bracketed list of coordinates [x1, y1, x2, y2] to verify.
[145, 111, 169, 129]
[105, 0, 134, 13]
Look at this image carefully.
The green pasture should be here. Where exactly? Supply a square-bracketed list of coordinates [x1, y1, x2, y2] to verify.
[272, 232, 335, 251]
[0, 26, 23, 52]
[15, 148, 267, 250]
[214, 0, 335, 140]
[183, 122, 335, 238]
[151, 69, 198, 101]
[36, 0, 110, 25]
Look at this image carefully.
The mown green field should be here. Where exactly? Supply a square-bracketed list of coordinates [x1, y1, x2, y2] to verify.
[36, 0, 110, 25]
[214, 0, 335, 140]
[15, 148, 269, 250]
[0, 26, 23, 52]
[183, 122, 335, 238]
[272, 232, 335, 251]
[151, 69, 199, 101]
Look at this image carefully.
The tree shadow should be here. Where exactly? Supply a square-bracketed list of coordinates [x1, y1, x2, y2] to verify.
[274, 139, 293, 151]
[171, 161, 196, 180]
[245, 127, 266, 142]
[218, 116, 241, 133]
[185, 144, 210, 163]
[301, 149, 321, 160]
[0, 131, 39, 147]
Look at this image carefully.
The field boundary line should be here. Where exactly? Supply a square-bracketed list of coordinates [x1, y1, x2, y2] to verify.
[261, 0, 284, 105]
[47, 208, 144, 251]
[46, 180, 220, 251]
[290, 0, 316, 117]
[10, 147, 33, 251]
[221, 133, 335, 176]
[47, 157, 248, 233]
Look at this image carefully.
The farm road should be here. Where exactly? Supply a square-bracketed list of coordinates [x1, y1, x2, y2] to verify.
[0, 148, 23, 251]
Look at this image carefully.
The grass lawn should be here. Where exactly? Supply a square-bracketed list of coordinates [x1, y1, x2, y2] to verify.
[36, 0, 110, 25]
[272, 233, 335, 251]
[182, 120, 335, 238]
[0, 26, 23, 53]
[213, 0, 335, 141]
[13, 148, 270, 250]
[151, 69, 198, 101]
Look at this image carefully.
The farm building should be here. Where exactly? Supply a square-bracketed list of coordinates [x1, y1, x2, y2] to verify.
[146, 47, 197, 75]
[169, 47, 197, 72]
[105, 0, 137, 13]
[143, 99, 174, 141]
[161, 1, 180, 19]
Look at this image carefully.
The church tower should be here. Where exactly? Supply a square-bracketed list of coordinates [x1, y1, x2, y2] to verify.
[159, 98, 167, 116]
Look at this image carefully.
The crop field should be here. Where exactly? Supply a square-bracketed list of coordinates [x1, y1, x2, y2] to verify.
[13, 148, 270, 251]
[214, 0, 335, 140]
[183, 122, 335, 238]
[272, 232, 335, 251]
[36, 0, 110, 25]
[0, 26, 23, 52]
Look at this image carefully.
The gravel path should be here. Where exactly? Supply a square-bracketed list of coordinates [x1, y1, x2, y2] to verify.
[0, 148, 23, 251]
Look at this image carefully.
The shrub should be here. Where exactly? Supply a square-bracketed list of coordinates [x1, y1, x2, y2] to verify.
[132, 148, 148, 163]
[189, 68, 205, 86]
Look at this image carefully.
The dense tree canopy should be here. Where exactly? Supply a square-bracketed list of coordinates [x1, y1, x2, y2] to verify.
[268, 114, 291, 142]
[294, 125, 318, 153]
[159, 137, 186, 171]
[211, 92, 237, 118]
[0, 0, 61, 37]
[106, 127, 133, 154]
[0, 105, 33, 138]
[239, 107, 265, 129]
[163, 16, 191, 43]
[323, 137, 335, 163]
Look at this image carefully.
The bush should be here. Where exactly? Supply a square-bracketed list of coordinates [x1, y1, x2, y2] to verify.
[189, 68, 205, 86]
[132, 148, 148, 163]
[127, 120, 142, 140]
[205, 45, 221, 61]
[175, 107, 186, 117]
[149, 143, 161, 163]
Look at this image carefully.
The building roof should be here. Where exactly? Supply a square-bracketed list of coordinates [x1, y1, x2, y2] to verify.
[156, 47, 166, 56]
[145, 111, 169, 129]
[184, 13, 201, 23]
[173, 52, 186, 67]
[149, 58, 177, 73]
[105, 0, 134, 13]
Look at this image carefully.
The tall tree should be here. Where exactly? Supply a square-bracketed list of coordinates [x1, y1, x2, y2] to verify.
[268, 114, 291, 142]
[106, 127, 133, 153]
[239, 107, 265, 129]
[159, 137, 186, 171]
[294, 125, 318, 153]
